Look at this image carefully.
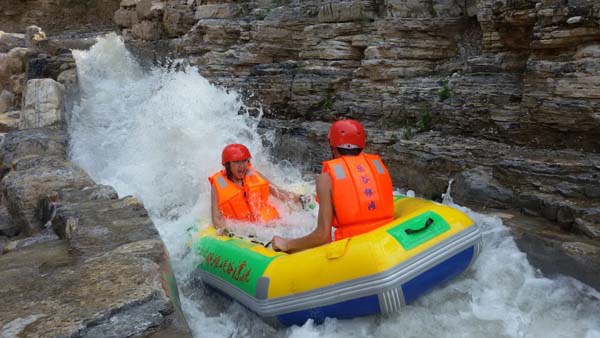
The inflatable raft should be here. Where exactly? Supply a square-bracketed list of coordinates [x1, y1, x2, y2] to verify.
[193, 195, 481, 326]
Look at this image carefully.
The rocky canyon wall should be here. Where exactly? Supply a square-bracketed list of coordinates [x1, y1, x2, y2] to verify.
[113, 0, 600, 288]
[0, 0, 598, 290]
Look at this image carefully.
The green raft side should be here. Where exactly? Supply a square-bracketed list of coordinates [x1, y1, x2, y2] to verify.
[194, 236, 280, 297]
[387, 210, 451, 250]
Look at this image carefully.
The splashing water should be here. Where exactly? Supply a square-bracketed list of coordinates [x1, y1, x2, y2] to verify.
[68, 34, 600, 338]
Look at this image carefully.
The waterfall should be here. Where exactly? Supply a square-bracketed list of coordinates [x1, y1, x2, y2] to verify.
[68, 34, 600, 338]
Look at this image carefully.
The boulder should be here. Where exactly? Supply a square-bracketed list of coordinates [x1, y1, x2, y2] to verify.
[25, 25, 47, 48]
[1, 156, 94, 235]
[0, 239, 189, 337]
[57, 68, 78, 94]
[0, 90, 15, 113]
[0, 127, 67, 175]
[163, 4, 197, 37]
[0, 52, 24, 86]
[9, 73, 25, 95]
[136, 0, 166, 21]
[0, 32, 25, 53]
[18, 78, 65, 129]
[453, 166, 515, 209]
[114, 8, 139, 28]
[132, 21, 164, 41]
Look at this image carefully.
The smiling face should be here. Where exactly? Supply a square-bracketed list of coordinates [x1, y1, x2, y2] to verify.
[228, 159, 250, 182]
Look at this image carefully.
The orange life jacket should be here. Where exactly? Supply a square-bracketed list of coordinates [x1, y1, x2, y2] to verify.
[322, 153, 394, 240]
[208, 167, 280, 223]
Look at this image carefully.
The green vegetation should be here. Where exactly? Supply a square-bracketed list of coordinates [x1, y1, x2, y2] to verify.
[437, 79, 451, 101]
[416, 109, 431, 131]
[397, 108, 433, 140]
[256, 9, 271, 20]
[402, 127, 417, 140]
[321, 94, 334, 110]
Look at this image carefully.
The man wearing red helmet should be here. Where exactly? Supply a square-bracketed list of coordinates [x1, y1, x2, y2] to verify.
[272, 120, 394, 252]
[209, 144, 301, 230]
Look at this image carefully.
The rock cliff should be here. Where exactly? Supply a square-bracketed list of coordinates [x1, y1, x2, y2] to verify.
[0, 27, 191, 337]
[112, 0, 599, 288]
[1, 0, 598, 292]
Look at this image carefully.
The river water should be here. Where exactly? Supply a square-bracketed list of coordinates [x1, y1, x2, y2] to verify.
[68, 34, 600, 338]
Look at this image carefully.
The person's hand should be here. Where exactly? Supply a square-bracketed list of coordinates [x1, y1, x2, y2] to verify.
[271, 236, 289, 252]
[215, 227, 230, 236]
[299, 194, 315, 210]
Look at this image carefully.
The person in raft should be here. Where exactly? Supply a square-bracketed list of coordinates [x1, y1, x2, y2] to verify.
[209, 143, 303, 231]
[271, 119, 394, 253]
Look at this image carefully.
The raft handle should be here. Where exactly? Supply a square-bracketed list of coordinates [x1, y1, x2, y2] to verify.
[405, 217, 434, 235]
[225, 230, 272, 248]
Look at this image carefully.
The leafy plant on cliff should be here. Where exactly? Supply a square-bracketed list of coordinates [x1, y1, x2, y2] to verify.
[321, 94, 334, 111]
[437, 79, 451, 101]
[256, 9, 271, 20]
[416, 109, 432, 131]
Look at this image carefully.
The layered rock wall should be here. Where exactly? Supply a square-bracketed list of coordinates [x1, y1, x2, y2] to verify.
[0, 0, 120, 34]
[0, 27, 191, 336]
[110, 0, 600, 288]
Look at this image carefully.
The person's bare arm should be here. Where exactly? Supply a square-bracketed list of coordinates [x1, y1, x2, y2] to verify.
[211, 185, 227, 230]
[271, 173, 333, 253]
[256, 170, 301, 203]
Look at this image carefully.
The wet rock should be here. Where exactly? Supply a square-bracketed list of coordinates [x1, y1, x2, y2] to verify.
[163, 4, 197, 37]
[115, 8, 139, 28]
[137, 0, 165, 21]
[18, 78, 65, 129]
[0, 32, 25, 53]
[47, 196, 158, 256]
[453, 167, 514, 209]
[1, 156, 94, 235]
[0, 127, 67, 175]
[26, 53, 76, 80]
[505, 213, 600, 291]
[574, 218, 600, 240]
[57, 68, 78, 95]
[82, 298, 170, 338]
[132, 21, 164, 41]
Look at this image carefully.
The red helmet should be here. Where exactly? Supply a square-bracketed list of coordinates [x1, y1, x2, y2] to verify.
[221, 144, 251, 165]
[328, 120, 366, 149]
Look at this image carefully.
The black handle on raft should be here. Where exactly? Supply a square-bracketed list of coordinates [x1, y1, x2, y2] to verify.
[405, 218, 434, 235]
[223, 230, 271, 248]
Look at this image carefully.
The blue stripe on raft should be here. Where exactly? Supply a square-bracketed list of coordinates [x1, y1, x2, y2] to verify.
[277, 294, 380, 327]
[402, 246, 475, 304]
